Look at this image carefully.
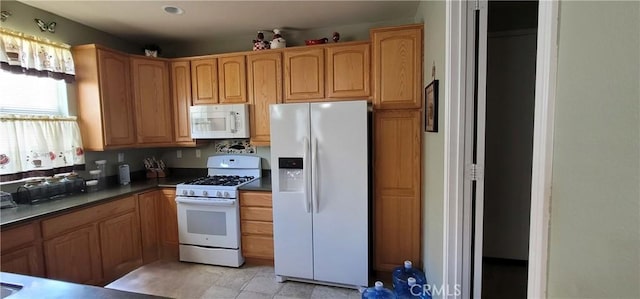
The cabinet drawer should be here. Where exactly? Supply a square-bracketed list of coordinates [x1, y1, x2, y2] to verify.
[241, 220, 273, 236]
[240, 207, 272, 222]
[1, 222, 38, 252]
[240, 191, 272, 207]
[241, 235, 274, 259]
[42, 196, 136, 239]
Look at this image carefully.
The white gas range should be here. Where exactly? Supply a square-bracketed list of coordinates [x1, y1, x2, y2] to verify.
[175, 155, 261, 267]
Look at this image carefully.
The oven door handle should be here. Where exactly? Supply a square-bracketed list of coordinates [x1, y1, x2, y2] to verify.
[175, 197, 236, 206]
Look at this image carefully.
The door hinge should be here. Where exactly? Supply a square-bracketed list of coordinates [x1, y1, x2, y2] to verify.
[466, 164, 484, 181]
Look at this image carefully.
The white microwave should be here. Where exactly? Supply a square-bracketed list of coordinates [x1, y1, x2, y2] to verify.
[189, 104, 250, 139]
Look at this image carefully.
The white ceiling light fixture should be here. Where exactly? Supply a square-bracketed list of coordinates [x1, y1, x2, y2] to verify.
[162, 5, 184, 15]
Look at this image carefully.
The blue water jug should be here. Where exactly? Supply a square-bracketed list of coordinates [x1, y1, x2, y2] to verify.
[362, 281, 396, 299]
[392, 261, 427, 298]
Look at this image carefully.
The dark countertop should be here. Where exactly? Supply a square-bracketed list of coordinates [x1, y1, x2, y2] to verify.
[239, 176, 272, 192]
[1, 175, 270, 228]
[0, 272, 168, 299]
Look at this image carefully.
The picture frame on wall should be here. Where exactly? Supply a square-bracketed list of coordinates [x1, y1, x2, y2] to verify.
[425, 80, 439, 132]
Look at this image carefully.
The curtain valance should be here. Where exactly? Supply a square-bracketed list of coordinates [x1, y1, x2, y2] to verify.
[0, 27, 75, 82]
[0, 115, 85, 182]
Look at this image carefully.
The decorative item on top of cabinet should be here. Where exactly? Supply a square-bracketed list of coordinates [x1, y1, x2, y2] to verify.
[371, 24, 423, 109]
[247, 52, 282, 146]
[218, 55, 248, 104]
[270, 29, 286, 49]
[170, 60, 195, 145]
[283, 47, 324, 102]
[72, 44, 136, 150]
[373, 109, 422, 273]
[191, 58, 219, 105]
[253, 31, 270, 51]
[130, 56, 174, 145]
[326, 42, 370, 99]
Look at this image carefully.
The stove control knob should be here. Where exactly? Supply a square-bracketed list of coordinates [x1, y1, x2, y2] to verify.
[224, 192, 230, 198]
[215, 191, 221, 197]
[189, 190, 195, 196]
[182, 190, 187, 196]
[202, 191, 208, 196]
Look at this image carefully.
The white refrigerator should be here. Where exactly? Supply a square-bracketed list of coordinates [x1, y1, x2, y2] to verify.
[270, 100, 369, 288]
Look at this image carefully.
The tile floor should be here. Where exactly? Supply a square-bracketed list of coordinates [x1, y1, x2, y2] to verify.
[105, 260, 362, 299]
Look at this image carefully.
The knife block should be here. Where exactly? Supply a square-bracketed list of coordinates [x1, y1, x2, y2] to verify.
[146, 169, 168, 178]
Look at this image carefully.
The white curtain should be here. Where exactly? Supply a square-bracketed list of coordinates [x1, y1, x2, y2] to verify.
[0, 27, 75, 79]
[0, 115, 85, 181]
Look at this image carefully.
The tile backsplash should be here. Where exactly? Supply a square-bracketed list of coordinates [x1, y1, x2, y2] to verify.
[158, 141, 271, 170]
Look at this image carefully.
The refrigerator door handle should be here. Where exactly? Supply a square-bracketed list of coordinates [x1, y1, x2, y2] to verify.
[303, 137, 311, 213]
[312, 138, 319, 213]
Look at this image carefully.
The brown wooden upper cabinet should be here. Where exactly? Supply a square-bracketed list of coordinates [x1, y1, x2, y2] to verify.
[218, 55, 248, 104]
[130, 57, 174, 145]
[190, 58, 219, 105]
[284, 47, 325, 102]
[326, 42, 371, 99]
[72, 45, 136, 150]
[170, 60, 195, 145]
[371, 24, 423, 109]
[247, 52, 282, 146]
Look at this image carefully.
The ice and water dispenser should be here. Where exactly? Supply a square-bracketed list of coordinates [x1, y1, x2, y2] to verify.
[278, 157, 304, 192]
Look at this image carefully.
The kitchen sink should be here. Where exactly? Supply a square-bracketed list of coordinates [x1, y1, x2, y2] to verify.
[0, 283, 22, 298]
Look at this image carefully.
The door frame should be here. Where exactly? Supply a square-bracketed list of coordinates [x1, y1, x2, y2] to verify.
[442, 1, 559, 298]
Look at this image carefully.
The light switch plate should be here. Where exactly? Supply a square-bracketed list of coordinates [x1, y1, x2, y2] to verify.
[195, 149, 201, 158]
[117, 153, 124, 163]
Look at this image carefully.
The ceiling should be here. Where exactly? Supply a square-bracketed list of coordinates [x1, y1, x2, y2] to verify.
[18, 1, 420, 44]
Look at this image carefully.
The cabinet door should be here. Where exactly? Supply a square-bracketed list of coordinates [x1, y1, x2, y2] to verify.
[371, 25, 423, 109]
[1, 246, 44, 277]
[159, 189, 179, 259]
[99, 212, 143, 282]
[326, 43, 371, 99]
[131, 57, 173, 144]
[284, 48, 324, 102]
[44, 225, 102, 285]
[170, 61, 194, 144]
[137, 191, 160, 264]
[247, 52, 282, 146]
[191, 58, 219, 105]
[97, 49, 136, 147]
[373, 110, 422, 272]
[218, 55, 248, 104]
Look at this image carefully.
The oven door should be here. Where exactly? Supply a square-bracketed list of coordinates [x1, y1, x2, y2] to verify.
[175, 196, 240, 249]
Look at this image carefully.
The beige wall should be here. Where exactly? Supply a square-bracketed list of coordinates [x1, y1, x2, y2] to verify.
[414, 0, 446, 292]
[548, 1, 640, 298]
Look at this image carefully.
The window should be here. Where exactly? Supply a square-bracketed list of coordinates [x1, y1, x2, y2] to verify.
[0, 69, 68, 116]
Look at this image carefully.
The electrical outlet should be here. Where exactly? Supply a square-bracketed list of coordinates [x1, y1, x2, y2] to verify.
[177, 150, 182, 158]
[195, 149, 201, 158]
[117, 153, 124, 163]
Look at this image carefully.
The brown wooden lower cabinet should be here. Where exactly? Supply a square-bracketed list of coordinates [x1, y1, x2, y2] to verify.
[159, 188, 179, 259]
[239, 191, 274, 264]
[99, 212, 143, 283]
[41, 195, 141, 285]
[373, 109, 422, 273]
[0, 222, 44, 277]
[44, 224, 102, 285]
[137, 190, 161, 263]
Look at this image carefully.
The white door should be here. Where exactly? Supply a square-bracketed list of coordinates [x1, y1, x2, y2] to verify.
[310, 101, 369, 287]
[270, 103, 314, 280]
